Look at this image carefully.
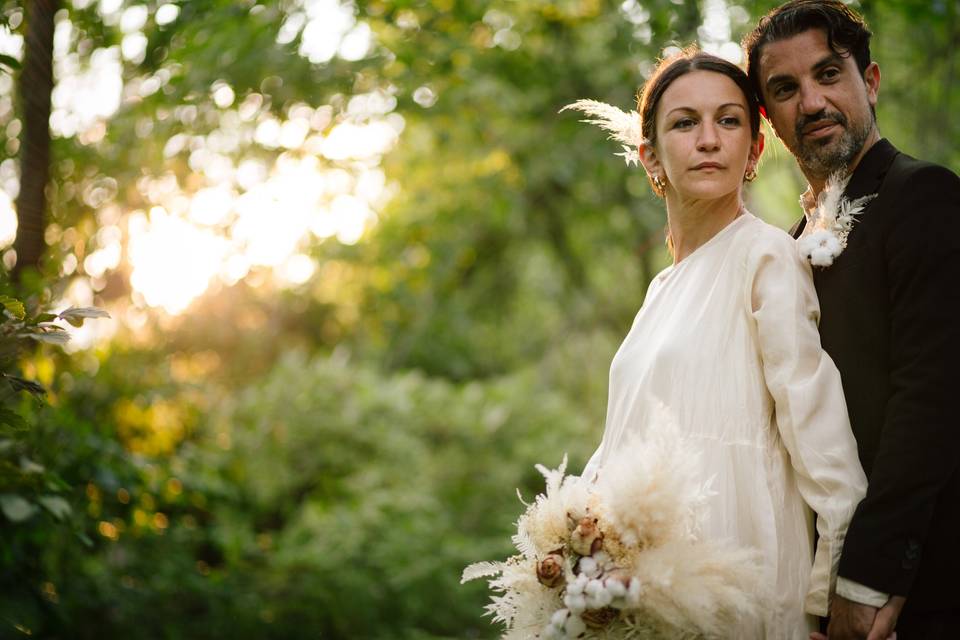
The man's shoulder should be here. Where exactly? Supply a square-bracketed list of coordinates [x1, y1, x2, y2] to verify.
[882, 148, 960, 197]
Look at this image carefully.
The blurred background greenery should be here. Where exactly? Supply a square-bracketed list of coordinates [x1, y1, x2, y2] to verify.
[0, 0, 956, 637]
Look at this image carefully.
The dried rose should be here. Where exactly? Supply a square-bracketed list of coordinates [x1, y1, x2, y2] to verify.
[581, 606, 618, 628]
[536, 553, 565, 588]
[570, 516, 603, 556]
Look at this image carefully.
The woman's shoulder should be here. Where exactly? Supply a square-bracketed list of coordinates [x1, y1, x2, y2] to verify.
[734, 213, 798, 255]
[731, 213, 810, 280]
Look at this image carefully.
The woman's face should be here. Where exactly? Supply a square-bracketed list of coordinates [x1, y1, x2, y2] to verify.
[647, 70, 760, 201]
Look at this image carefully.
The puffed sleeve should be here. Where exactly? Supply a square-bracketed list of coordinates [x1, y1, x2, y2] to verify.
[745, 227, 868, 616]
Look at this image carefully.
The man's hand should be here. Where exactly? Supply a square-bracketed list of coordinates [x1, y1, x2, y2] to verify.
[808, 594, 906, 640]
[827, 594, 878, 640]
[866, 596, 906, 640]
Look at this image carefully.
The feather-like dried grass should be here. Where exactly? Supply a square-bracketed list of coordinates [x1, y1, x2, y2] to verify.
[560, 100, 643, 148]
[515, 455, 592, 558]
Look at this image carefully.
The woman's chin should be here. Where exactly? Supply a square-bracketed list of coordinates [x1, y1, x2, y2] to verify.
[674, 182, 741, 201]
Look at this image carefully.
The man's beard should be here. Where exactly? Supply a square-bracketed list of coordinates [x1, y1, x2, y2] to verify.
[792, 110, 873, 177]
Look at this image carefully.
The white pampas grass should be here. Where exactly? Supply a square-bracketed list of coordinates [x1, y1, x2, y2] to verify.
[515, 456, 592, 559]
[561, 100, 643, 166]
[463, 414, 768, 639]
[798, 171, 877, 267]
[593, 418, 713, 551]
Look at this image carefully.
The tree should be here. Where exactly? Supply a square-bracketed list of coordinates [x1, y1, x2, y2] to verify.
[12, 0, 58, 282]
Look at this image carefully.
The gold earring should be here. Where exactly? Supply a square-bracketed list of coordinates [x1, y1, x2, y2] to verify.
[744, 167, 758, 182]
[652, 174, 665, 194]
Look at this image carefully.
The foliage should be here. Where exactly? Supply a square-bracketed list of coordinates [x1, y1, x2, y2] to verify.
[0, 290, 111, 635]
[11, 347, 607, 639]
[0, 0, 958, 638]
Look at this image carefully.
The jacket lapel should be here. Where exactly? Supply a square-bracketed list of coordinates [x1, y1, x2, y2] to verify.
[844, 138, 899, 203]
[791, 139, 899, 241]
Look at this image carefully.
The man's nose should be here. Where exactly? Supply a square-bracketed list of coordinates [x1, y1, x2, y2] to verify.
[798, 81, 828, 115]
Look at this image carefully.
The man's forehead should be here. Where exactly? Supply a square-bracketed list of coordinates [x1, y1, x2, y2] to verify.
[757, 28, 832, 75]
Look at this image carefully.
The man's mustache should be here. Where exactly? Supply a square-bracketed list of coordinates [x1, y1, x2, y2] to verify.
[795, 111, 848, 139]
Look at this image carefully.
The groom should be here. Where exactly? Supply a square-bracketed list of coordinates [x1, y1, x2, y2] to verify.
[744, 1, 960, 638]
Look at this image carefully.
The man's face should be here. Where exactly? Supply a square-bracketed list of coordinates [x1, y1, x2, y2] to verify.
[757, 28, 879, 179]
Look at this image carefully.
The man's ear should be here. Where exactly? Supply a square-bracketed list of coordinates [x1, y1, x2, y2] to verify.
[863, 61, 880, 107]
[638, 141, 662, 180]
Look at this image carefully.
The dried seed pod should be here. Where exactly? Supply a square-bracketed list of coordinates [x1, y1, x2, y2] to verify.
[581, 606, 618, 629]
[570, 516, 603, 557]
[536, 553, 565, 588]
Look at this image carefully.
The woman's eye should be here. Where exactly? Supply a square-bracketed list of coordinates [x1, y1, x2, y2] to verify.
[673, 118, 696, 129]
[719, 116, 741, 127]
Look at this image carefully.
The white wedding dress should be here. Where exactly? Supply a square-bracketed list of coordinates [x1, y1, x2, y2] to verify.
[582, 213, 867, 638]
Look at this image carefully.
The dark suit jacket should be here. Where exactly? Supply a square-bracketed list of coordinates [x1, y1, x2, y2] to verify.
[792, 139, 960, 614]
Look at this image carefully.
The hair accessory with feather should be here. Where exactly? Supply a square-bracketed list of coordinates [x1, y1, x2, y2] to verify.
[560, 100, 644, 167]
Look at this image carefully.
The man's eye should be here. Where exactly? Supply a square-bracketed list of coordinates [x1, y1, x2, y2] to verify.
[773, 83, 796, 99]
[821, 67, 841, 81]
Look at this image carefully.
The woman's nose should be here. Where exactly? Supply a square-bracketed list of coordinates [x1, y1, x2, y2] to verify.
[697, 122, 720, 152]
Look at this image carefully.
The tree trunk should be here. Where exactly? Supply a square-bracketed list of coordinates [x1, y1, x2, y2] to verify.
[13, 0, 58, 282]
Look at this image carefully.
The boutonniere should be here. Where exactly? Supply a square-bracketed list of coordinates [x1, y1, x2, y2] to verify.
[798, 171, 876, 267]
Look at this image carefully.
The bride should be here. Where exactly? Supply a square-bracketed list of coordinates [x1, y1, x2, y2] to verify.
[572, 48, 867, 638]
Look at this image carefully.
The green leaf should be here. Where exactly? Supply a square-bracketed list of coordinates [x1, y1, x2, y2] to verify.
[77, 531, 93, 547]
[19, 457, 44, 474]
[0, 54, 20, 71]
[0, 494, 37, 522]
[38, 495, 71, 520]
[0, 296, 25, 320]
[0, 407, 28, 432]
[28, 329, 71, 345]
[4, 375, 46, 397]
[58, 307, 110, 328]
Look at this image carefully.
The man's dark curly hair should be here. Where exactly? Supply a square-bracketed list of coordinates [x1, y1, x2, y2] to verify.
[743, 0, 872, 107]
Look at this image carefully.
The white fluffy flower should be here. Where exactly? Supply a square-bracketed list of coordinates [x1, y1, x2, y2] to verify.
[567, 573, 588, 595]
[799, 229, 843, 266]
[564, 591, 587, 615]
[605, 576, 627, 598]
[798, 171, 876, 267]
[578, 556, 600, 578]
[627, 577, 643, 606]
[545, 608, 587, 640]
[564, 614, 586, 637]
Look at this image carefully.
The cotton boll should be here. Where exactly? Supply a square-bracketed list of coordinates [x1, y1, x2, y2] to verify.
[567, 574, 588, 595]
[578, 556, 599, 578]
[627, 577, 643, 606]
[564, 592, 587, 614]
[597, 590, 614, 608]
[810, 246, 835, 266]
[585, 579, 604, 598]
[605, 577, 627, 598]
[564, 614, 587, 637]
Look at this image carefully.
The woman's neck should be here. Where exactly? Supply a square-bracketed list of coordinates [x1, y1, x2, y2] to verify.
[665, 191, 744, 264]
